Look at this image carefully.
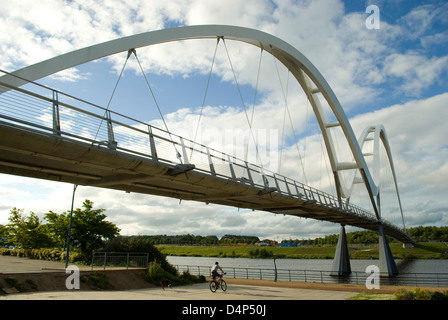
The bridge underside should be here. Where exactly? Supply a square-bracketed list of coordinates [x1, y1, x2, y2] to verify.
[0, 123, 411, 242]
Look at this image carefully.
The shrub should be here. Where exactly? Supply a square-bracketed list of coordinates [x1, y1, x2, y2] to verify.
[146, 261, 178, 285]
[146, 262, 205, 287]
[5, 276, 24, 292]
[0, 248, 10, 256]
[81, 272, 111, 290]
[394, 288, 448, 300]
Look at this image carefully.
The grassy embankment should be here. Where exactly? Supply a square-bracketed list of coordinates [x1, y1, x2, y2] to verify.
[157, 242, 448, 259]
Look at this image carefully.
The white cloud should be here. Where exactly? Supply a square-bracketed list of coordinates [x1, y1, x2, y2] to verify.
[383, 53, 448, 96]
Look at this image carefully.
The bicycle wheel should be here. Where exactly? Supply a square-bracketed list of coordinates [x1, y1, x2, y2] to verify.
[209, 281, 218, 293]
[220, 279, 227, 291]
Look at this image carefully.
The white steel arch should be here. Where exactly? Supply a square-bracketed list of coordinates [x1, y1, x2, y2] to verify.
[351, 125, 406, 228]
[0, 25, 383, 217]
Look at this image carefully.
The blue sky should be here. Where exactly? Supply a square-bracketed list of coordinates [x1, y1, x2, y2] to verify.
[0, 0, 447, 240]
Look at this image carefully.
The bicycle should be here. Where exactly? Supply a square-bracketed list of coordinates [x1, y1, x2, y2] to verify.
[210, 273, 227, 293]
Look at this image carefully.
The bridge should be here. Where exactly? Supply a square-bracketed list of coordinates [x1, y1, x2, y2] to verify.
[0, 25, 412, 277]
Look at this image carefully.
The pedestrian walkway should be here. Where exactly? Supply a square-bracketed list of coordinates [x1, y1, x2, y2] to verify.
[0, 282, 358, 300]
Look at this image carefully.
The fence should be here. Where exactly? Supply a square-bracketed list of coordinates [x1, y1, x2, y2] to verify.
[174, 264, 448, 288]
[91, 252, 149, 270]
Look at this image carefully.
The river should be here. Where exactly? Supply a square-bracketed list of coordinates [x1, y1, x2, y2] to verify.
[166, 256, 448, 286]
[167, 255, 448, 274]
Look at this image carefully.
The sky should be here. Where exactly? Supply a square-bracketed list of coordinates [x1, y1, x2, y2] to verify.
[0, 0, 447, 241]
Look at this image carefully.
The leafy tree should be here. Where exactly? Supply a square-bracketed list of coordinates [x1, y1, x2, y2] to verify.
[44, 210, 71, 248]
[70, 200, 120, 256]
[45, 200, 120, 257]
[6, 208, 53, 248]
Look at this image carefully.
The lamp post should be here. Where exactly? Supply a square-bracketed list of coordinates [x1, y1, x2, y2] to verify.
[65, 184, 78, 268]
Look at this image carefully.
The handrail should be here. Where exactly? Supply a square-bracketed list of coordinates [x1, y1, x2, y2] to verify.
[174, 264, 448, 288]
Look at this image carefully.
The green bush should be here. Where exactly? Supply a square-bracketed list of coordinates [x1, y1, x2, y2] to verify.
[146, 261, 178, 285]
[81, 272, 111, 290]
[1, 248, 87, 264]
[394, 288, 448, 300]
[4, 277, 24, 292]
[0, 248, 10, 256]
[146, 262, 205, 287]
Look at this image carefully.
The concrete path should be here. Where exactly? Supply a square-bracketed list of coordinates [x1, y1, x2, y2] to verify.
[0, 282, 358, 300]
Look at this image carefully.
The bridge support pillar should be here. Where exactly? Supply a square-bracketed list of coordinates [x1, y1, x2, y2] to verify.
[378, 222, 399, 276]
[331, 225, 351, 276]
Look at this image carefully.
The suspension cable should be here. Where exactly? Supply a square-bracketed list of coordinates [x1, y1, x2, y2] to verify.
[245, 47, 264, 162]
[93, 49, 133, 142]
[222, 38, 264, 169]
[272, 51, 308, 184]
[131, 49, 182, 161]
[191, 37, 220, 159]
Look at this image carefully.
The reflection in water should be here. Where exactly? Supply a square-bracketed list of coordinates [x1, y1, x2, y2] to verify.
[396, 259, 416, 273]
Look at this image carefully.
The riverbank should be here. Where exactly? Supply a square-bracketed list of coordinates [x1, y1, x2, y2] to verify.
[157, 242, 448, 259]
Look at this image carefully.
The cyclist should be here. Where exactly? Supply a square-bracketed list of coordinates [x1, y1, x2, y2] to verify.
[211, 261, 224, 282]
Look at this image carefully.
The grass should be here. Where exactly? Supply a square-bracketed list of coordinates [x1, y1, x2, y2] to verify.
[156, 242, 447, 260]
[348, 292, 396, 300]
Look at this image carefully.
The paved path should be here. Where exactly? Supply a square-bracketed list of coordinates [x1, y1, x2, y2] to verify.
[0, 282, 357, 300]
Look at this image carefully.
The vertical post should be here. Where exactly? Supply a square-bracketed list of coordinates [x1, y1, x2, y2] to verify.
[126, 252, 129, 270]
[207, 148, 216, 176]
[331, 224, 352, 276]
[227, 156, 236, 179]
[107, 111, 117, 150]
[180, 138, 189, 164]
[245, 162, 254, 186]
[273, 256, 277, 282]
[283, 177, 292, 196]
[65, 184, 78, 269]
[148, 126, 158, 161]
[52, 91, 61, 136]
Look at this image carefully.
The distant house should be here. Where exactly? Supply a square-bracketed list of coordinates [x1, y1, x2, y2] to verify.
[280, 242, 300, 247]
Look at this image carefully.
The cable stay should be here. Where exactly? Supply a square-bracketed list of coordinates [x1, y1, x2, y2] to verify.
[222, 38, 265, 173]
[271, 51, 308, 185]
[244, 47, 264, 163]
[191, 37, 221, 160]
[130, 49, 185, 165]
[93, 49, 133, 143]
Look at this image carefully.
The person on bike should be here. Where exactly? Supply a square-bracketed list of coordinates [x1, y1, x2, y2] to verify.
[211, 261, 224, 281]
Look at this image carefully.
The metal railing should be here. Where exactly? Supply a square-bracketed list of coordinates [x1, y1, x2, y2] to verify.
[0, 71, 409, 240]
[174, 264, 448, 288]
[91, 252, 149, 270]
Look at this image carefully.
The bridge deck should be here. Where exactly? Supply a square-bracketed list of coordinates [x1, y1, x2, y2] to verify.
[0, 122, 412, 243]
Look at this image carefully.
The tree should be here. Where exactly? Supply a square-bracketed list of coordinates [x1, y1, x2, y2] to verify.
[44, 210, 70, 248]
[6, 208, 53, 248]
[45, 200, 120, 257]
